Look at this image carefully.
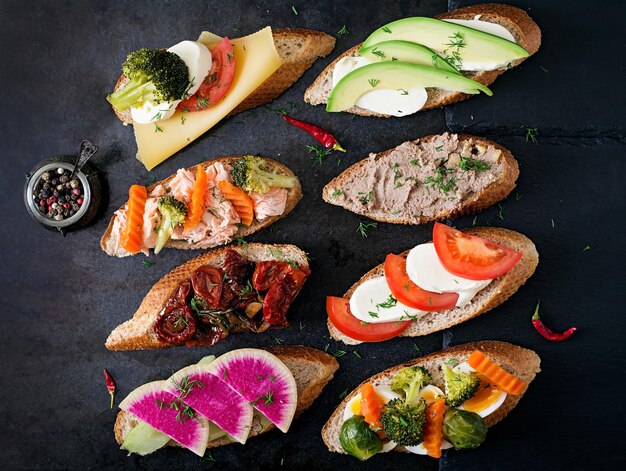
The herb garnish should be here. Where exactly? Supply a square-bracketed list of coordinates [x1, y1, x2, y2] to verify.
[330, 189, 343, 199]
[333, 350, 347, 358]
[339, 389, 349, 400]
[459, 156, 491, 172]
[142, 261, 156, 268]
[496, 203, 505, 221]
[425, 166, 457, 193]
[307, 144, 332, 165]
[358, 191, 373, 205]
[368, 78, 380, 88]
[353, 351, 362, 359]
[442, 32, 465, 69]
[291, 5, 298, 15]
[371, 48, 386, 59]
[539, 66, 549, 73]
[376, 295, 397, 309]
[154, 123, 163, 133]
[583, 245, 591, 252]
[381, 26, 392, 33]
[180, 116, 186, 125]
[398, 89, 409, 95]
[274, 337, 285, 345]
[337, 25, 350, 37]
[368, 311, 379, 318]
[357, 221, 377, 237]
[525, 127, 538, 144]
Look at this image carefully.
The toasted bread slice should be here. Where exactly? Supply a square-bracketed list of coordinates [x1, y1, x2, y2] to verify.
[106, 243, 309, 350]
[304, 4, 541, 116]
[322, 340, 540, 454]
[113, 28, 336, 125]
[329, 227, 538, 345]
[114, 345, 339, 450]
[322, 133, 518, 224]
[100, 156, 302, 257]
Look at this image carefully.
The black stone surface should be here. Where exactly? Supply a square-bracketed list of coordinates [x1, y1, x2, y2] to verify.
[1, 1, 624, 469]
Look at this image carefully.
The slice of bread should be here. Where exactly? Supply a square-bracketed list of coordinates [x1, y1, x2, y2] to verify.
[304, 3, 541, 116]
[322, 133, 519, 224]
[114, 345, 340, 450]
[329, 227, 538, 345]
[322, 340, 540, 454]
[106, 243, 309, 350]
[113, 28, 336, 124]
[100, 156, 302, 257]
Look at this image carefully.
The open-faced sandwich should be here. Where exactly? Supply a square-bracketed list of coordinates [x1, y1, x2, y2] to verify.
[322, 341, 540, 460]
[305, 3, 540, 116]
[107, 27, 335, 169]
[323, 132, 518, 224]
[101, 156, 300, 257]
[115, 346, 339, 456]
[327, 223, 538, 344]
[106, 243, 309, 350]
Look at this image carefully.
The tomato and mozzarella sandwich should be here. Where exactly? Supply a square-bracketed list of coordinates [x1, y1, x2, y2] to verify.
[327, 223, 538, 344]
[101, 156, 301, 257]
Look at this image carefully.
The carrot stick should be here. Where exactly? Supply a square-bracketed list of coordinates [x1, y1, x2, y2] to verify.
[184, 165, 208, 231]
[468, 350, 527, 396]
[216, 180, 254, 226]
[422, 398, 446, 458]
[120, 185, 147, 254]
[360, 383, 385, 432]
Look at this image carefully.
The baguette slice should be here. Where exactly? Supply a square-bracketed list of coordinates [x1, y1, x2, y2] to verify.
[106, 243, 309, 350]
[115, 345, 339, 450]
[329, 227, 538, 344]
[322, 133, 518, 224]
[304, 3, 541, 116]
[322, 340, 540, 454]
[114, 28, 336, 124]
[100, 156, 302, 257]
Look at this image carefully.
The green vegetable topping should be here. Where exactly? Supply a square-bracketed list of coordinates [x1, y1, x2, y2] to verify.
[339, 416, 383, 461]
[391, 366, 432, 403]
[380, 398, 427, 446]
[107, 48, 190, 111]
[230, 156, 297, 193]
[154, 196, 187, 254]
[443, 364, 480, 407]
[443, 409, 487, 450]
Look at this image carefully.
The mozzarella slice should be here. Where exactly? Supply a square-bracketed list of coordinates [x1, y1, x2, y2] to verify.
[131, 41, 212, 124]
[332, 56, 427, 117]
[405, 243, 492, 307]
[349, 276, 426, 323]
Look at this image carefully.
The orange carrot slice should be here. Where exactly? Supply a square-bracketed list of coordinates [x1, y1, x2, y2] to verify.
[216, 180, 254, 226]
[120, 185, 147, 254]
[360, 383, 385, 432]
[423, 398, 446, 458]
[184, 165, 208, 231]
[468, 350, 527, 396]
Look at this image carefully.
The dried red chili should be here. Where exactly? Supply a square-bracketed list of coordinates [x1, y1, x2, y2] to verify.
[103, 369, 116, 409]
[531, 301, 576, 341]
[281, 114, 346, 152]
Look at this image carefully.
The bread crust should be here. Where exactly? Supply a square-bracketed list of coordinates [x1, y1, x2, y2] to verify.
[105, 243, 310, 350]
[322, 133, 519, 224]
[328, 227, 538, 344]
[100, 156, 302, 257]
[112, 28, 335, 125]
[114, 345, 339, 449]
[303, 3, 541, 115]
[321, 340, 541, 453]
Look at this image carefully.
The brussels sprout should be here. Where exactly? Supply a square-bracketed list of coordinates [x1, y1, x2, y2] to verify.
[340, 416, 383, 461]
[443, 409, 487, 450]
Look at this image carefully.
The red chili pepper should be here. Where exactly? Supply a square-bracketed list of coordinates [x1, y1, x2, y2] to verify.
[281, 114, 346, 152]
[103, 369, 116, 409]
[531, 301, 576, 341]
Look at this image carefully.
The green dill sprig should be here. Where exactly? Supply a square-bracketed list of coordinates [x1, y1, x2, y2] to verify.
[357, 221, 377, 237]
[525, 127, 538, 143]
[307, 144, 332, 165]
[459, 156, 491, 172]
[337, 25, 350, 37]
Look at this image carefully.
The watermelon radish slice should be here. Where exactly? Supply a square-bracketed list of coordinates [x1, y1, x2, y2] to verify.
[119, 381, 209, 456]
[167, 365, 254, 444]
[207, 349, 297, 433]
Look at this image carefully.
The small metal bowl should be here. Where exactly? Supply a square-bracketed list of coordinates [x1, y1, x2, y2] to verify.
[24, 155, 102, 234]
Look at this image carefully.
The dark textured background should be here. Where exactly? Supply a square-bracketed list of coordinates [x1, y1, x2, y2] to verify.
[1, 0, 624, 469]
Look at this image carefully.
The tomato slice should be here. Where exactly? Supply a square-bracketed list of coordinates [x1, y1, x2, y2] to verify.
[177, 37, 236, 112]
[326, 296, 411, 342]
[384, 254, 459, 311]
[432, 222, 523, 280]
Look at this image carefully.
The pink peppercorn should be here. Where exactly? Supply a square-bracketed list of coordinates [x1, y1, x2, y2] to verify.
[72, 188, 81, 196]
[77, 197, 84, 205]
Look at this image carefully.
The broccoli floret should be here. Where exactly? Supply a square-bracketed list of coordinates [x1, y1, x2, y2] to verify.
[443, 365, 481, 407]
[107, 48, 190, 111]
[154, 196, 187, 254]
[380, 398, 427, 446]
[230, 156, 298, 193]
[390, 366, 432, 404]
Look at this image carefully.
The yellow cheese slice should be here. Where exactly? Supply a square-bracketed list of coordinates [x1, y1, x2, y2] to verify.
[133, 27, 281, 171]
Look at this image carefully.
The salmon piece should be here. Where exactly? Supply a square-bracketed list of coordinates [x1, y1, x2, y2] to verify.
[250, 188, 287, 221]
[168, 168, 195, 205]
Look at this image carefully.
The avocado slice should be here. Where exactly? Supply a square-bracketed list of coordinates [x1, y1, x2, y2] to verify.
[121, 421, 171, 456]
[326, 62, 492, 112]
[361, 17, 528, 70]
[359, 40, 459, 74]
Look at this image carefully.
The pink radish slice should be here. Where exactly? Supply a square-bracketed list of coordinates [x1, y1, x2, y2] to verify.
[119, 380, 209, 456]
[167, 365, 254, 444]
[207, 349, 297, 433]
